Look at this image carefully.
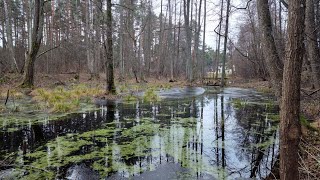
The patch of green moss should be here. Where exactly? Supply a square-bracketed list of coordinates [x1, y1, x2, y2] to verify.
[81, 128, 118, 138]
[121, 122, 161, 137]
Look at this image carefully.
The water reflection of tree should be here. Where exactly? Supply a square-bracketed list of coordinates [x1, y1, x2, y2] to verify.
[1, 92, 280, 179]
[211, 95, 227, 179]
[232, 101, 279, 178]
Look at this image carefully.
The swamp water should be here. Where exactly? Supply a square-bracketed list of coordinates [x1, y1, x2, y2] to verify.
[0, 87, 279, 179]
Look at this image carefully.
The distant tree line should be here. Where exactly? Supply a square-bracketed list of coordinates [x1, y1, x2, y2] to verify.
[0, 0, 214, 85]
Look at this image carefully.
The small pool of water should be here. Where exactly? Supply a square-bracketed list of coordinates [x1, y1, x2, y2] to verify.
[0, 87, 279, 179]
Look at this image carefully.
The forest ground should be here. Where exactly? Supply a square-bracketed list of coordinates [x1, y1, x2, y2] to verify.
[0, 73, 319, 178]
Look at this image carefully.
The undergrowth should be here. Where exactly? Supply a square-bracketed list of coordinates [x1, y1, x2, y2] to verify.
[0, 89, 24, 100]
[31, 84, 104, 113]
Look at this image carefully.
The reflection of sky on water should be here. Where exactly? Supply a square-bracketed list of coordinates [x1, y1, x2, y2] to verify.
[0, 88, 279, 179]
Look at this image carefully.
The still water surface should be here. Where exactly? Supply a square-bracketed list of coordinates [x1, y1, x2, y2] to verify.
[0, 87, 279, 179]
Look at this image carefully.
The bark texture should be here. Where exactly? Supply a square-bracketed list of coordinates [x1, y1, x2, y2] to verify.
[106, 0, 116, 94]
[280, 0, 306, 179]
[184, 0, 192, 82]
[20, 0, 45, 88]
[221, 0, 230, 87]
[257, 0, 284, 99]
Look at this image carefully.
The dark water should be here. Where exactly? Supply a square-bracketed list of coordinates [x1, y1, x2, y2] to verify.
[0, 87, 279, 179]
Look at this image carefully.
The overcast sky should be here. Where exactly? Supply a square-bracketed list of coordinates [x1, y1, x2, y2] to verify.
[153, 0, 248, 49]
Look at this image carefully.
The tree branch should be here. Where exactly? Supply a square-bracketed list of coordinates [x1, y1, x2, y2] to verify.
[36, 43, 61, 59]
[280, 0, 288, 9]
[231, 0, 253, 10]
[112, 3, 134, 11]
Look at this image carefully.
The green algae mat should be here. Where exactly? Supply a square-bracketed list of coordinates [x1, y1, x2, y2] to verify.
[0, 87, 279, 179]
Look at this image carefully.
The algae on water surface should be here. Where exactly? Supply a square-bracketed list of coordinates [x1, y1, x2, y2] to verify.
[0, 87, 279, 179]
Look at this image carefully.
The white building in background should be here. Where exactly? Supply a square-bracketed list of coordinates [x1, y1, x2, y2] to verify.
[206, 63, 235, 78]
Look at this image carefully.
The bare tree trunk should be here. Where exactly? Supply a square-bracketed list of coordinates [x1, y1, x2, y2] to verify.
[147, 1, 153, 78]
[221, 0, 230, 87]
[257, 0, 283, 99]
[158, 0, 164, 79]
[194, 0, 202, 80]
[306, 0, 320, 88]
[20, 0, 45, 88]
[0, 20, 7, 49]
[184, 0, 192, 82]
[105, 0, 116, 94]
[176, 0, 182, 78]
[94, 10, 101, 79]
[85, 0, 95, 78]
[28, 0, 33, 52]
[201, 0, 206, 80]
[169, 0, 174, 81]
[3, 0, 19, 73]
[119, 0, 125, 81]
[280, 0, 305, 179]
[215, 0, 223, 79]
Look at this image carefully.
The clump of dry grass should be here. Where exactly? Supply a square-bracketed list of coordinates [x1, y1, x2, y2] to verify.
[31, 84, 104, 113]
[299, 136, 320, 179]
[0, 89, 24, 100]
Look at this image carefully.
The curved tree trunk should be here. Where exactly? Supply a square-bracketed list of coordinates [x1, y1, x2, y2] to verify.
[280, 0, 305, 179]
[257, 0, 283, 99]
[20, 0, 45, 88]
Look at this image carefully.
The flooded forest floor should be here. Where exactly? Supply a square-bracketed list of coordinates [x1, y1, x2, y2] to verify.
[0, 73, 319, 179]
[231, 78, 320, 179]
